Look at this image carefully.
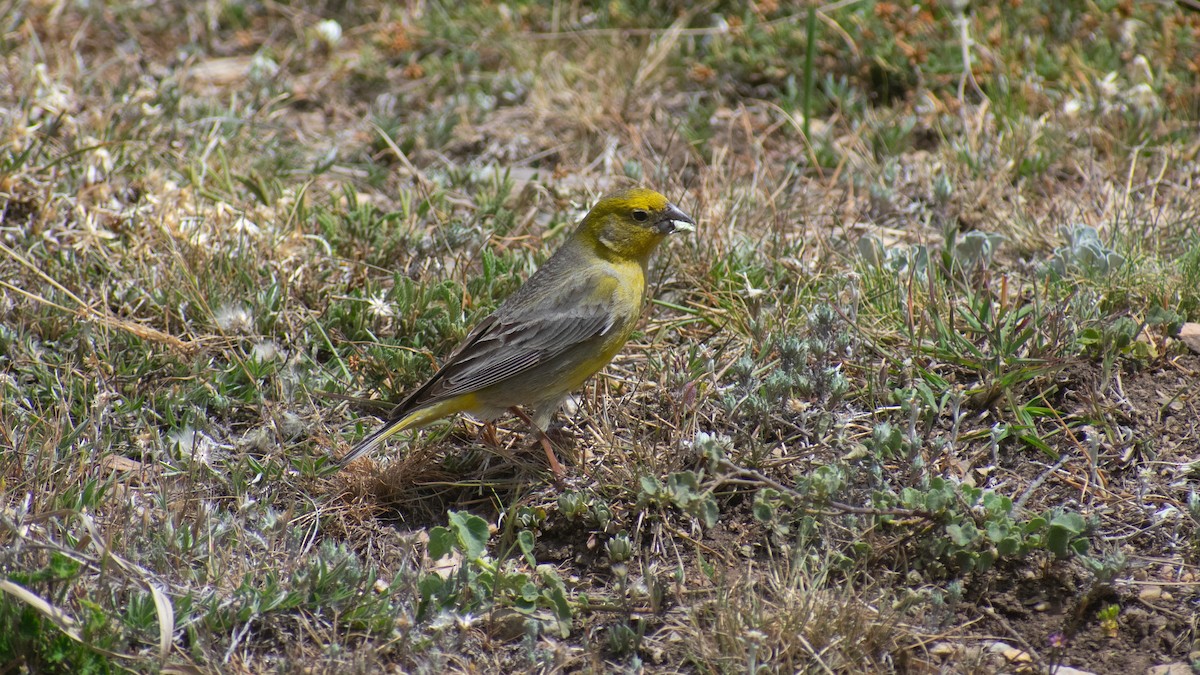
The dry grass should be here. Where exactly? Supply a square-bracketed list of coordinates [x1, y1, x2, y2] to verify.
[3, 1, 1200, 673]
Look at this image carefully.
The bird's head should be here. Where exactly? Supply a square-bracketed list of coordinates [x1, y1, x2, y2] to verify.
[577, 187, 695, 262]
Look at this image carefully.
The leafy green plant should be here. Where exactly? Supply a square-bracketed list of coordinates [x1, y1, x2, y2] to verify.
[953, 231, 1006, 271]
[1043, 225, 1126, 279]
[555, 490, 613, 530]
[719, 305, 851, 448]
[0, 552, 118, 673]
[857, 236, 929, 278]
[4, 0, 1198, 669]
[1077, 315, 1155, 383]
[883, 479, 1090, 572]
[638, 471, 719, 529]
[1097, 603, 1120, 639]
[421, 511, 574, 638]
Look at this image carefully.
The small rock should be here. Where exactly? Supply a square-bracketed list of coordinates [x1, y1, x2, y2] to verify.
[645, 643, 667, 664]
[1050, 667, 1097, 675]
[1002, 647, 1032, 663]
[1178, 322, 1200, 354]
[484, 609, 530, 642]
[1147, 665, 1192, 675]
[279, 411, 306, 437]
[987, 641, 1031, 662]
[101, 454, 145, 473]
[1139, 586, 1164, 602]
[986, 641, 1013, 654]
[929, 642, 958, 657]
[961, 645, 984, 662]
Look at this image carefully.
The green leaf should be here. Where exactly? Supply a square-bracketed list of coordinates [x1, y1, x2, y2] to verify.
[1046, 527, 1070, 558]
[925, 489, 950, 513]
[639, 475, 660, 497]
[448, 511, 491, 560]
[518, 529, 536, 566]
[1146, 304, 1182, 330]
[427, 526, 453, 560]
[1049, 512, 1086, 535]
[539, 566, 573, 638]
[960, 484, 983, 505]
[419, 574, 444, 595]
[48, 552, 81, 581]
[666, 471, 700, 498]
[1018, 432, 1056, 457]
[997, 537, 1021, 556]
[700, 499, 719, 529]
[1045, 512, 1086, 559]
[946, 522, 978, 547]
[981, 491, 1012, 515]
[752, 495, 776, 522]
[1078, 327, 1102, 347]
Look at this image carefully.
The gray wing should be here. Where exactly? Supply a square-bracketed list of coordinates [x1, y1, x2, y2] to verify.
[386, 268, 620, 417]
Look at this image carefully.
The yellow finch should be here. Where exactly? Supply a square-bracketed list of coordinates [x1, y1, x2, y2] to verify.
[337, 187, 695, 476]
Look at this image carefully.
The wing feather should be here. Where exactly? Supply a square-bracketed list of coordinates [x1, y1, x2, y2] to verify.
[386, 267, 621, 418]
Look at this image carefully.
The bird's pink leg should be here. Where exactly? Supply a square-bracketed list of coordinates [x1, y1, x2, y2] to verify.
[508, 406, 564, 480]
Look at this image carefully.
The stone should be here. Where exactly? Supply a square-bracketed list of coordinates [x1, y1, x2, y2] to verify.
[1147, 664, 1193, 675]
[929, 642, 958, 657]
[1179, 322, 1200, 354]
[1139, 586, 1164, 601]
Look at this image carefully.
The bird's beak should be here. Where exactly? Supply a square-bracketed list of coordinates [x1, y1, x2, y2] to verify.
[657, 202, 696, 235]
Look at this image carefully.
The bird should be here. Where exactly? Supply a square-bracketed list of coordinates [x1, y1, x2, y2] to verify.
[336, 186, 696, 477]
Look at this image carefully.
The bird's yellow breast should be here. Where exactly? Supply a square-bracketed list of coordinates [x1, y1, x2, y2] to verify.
[562, 258, 645, 388]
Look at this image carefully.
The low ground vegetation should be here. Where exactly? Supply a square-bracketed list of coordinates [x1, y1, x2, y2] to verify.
[2, 1, 1199, 672]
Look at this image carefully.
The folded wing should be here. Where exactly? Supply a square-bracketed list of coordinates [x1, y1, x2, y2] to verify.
[386, 270, 620, 418]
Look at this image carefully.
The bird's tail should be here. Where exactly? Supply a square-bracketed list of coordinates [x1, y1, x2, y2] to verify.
[335, 398, 468, 469]
[335, 417, 412, 468]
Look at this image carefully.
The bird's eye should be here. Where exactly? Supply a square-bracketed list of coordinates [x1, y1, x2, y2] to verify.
[631, 209, 649, 222]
